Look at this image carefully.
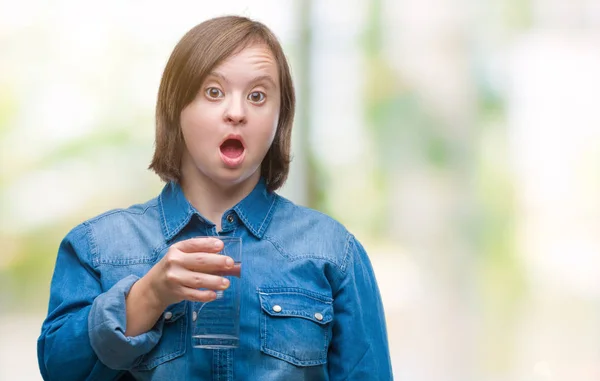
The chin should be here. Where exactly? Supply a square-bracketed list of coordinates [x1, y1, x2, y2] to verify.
[212, 168, 258, 187]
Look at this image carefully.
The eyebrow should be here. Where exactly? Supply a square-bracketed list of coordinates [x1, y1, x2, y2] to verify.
[250, 75, 278, 88]
[207, 72, 277, 89]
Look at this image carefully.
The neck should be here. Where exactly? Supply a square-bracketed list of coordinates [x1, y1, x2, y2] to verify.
[180, 166, 260, 232]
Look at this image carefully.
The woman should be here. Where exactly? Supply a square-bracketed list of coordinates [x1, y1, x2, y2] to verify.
[37, 15, 393, 380]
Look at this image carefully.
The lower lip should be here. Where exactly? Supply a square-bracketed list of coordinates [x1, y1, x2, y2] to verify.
[219, 150, 246, 168]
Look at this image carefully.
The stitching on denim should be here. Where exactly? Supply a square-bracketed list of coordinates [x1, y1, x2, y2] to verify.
[167, 209, 193, 241]
[227, 348, 233, 380]
[234, 207, 258, 237]
[87, 281, 138, 332]
[325, 319, 333, 354]
[135, 304, 187, 370]
[257, 195, 277, 235]
[85, 222, 100, 268]
[164, 302, 187, 321]
[159, 193, 170, 237]
[85, 202, 159, 266]
[212, 348, 219, 380]
[96, 240, 166, 265]
[260, 309, 332, 324]
[227, 225, 238, 237]
[138, 350, 182, 371]
[262, 235, 343, 268]
[260, 297, 267, 350]
[258, 287, 333, 304]
[233, 193, 276, 238]
[153, 242, 169, 259]
[261, 235, 289, 260]
[211, 351, 219, 376]
[90, 201, 156, 224]
[261, 347, 328, 367]
[98, 257, 156, 265]
[179, 302, 187, 358]
[340, 233, 353, 274]
[221, 350, 227, 381]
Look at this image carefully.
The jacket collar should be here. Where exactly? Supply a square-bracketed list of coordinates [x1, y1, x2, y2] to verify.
[158, 178, 277, 240]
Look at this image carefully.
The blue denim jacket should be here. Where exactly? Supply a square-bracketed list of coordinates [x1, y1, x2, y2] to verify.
[38, 179, 393, 380]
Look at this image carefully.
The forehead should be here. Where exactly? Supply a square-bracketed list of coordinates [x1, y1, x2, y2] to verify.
[211, 43, 278, 79]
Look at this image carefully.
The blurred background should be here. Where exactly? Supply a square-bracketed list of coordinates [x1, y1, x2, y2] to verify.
[1, 0, 600, 380]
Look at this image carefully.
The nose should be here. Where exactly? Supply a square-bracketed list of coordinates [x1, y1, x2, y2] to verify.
[224, 95, 247, 125]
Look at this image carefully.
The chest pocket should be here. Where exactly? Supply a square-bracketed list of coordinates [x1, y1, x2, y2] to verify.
[258, 287, 333, 367]
[132, 301, 187, 371]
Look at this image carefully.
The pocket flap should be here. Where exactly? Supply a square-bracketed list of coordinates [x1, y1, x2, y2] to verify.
[258, 288, 333, 325]
[162, 301, 187, 323]
[133, 301, 187, 371]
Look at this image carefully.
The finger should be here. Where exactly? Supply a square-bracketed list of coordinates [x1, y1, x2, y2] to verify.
[179, 269, 230, 291]
[181, 253, 234, 274]
[174, 237, 223, 253]
[218, 263, 241, 278]
[181, 288, 218, 303]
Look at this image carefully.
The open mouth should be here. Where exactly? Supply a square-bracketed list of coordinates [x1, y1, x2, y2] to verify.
[219, 135, 246, 168]
[220, 138, 245, 158]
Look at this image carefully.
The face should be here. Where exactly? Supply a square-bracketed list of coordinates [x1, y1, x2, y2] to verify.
[179, 43, 280, 190]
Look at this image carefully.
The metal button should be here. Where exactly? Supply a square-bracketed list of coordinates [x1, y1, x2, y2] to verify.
[192, 311, 198, 322]
[226, 214, 234, 223]
[164, 311, 173, 320]
[314, 312, 323, 321]
[272, 305, 282, 313]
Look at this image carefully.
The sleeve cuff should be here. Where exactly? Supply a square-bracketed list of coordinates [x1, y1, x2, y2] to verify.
[88, 275, 164, 370]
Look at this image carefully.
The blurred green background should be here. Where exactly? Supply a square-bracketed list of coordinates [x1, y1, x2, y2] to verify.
[2, 0, 600, 380]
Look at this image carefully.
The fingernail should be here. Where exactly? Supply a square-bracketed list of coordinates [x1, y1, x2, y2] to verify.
[225, 258, 234, 268]
[214, 239, 221, 248]
[222, 278, 230, 287]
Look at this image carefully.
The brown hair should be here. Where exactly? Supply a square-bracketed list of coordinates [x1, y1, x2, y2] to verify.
[149, 16, 295, 192]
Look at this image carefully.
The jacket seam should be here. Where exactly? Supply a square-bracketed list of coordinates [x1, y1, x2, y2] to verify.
[257, 287, 333, 304]
[89, 202, 157, 223]
[341, 344, 372, 381]
[340, 233, 353, 274]
[262, 235, 345, 270]
[159, 193, 170, 237]
[85, 222, 100, 269]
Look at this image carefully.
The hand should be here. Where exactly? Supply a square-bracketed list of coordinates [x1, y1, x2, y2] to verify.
[142, 237, 234, 310]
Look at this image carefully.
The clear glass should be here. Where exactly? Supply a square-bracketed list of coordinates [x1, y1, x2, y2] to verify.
[191, 236, 242, 349]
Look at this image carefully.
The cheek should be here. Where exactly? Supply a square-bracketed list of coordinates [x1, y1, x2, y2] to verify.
[180, 106, 196, 138]
[182, 104, 206, 131]
[180, 104, 218, 145]
[268, 122, 278, 144]
[260, 108, 280, 142]
[257, 117, 278, 151]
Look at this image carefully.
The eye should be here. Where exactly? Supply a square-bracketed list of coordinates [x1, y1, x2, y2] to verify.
[205, 87, 224, 100]
[247, 91, 266, 104]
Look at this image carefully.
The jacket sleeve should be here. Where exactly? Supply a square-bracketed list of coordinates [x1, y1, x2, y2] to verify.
[37, 222, 163, 380]
[328, 234, 394, 380]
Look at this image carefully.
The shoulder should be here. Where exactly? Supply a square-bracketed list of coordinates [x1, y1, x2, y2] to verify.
[63, 197, 162, 256]
[271, 195, 350, 236]
[265, 194, 358, 271]
[83, 197, 160, 232]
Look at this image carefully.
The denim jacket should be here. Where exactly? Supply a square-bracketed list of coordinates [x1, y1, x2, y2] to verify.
[37, 179, 393, 380]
